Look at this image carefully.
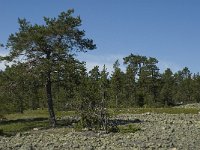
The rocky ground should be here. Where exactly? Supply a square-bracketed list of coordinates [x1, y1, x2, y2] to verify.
[1, 107, 200, 150]
[174, 103, 200, 109]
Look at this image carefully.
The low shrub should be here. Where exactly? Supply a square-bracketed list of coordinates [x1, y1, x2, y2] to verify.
[118, 124, 141, 133]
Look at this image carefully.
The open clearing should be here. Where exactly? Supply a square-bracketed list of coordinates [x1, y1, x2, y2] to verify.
[0, 104, 200, 150]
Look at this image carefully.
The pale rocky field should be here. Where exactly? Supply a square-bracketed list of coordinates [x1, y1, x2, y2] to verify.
[1, 105, 200, 150]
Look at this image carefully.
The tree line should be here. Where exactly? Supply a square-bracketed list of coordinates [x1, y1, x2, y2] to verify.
[1, 53, 200, 111]
[0, 9, 200, 127]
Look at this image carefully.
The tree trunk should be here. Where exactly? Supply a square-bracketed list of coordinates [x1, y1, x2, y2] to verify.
[46, 71, 56, 127]
[46, 51, 56, 127]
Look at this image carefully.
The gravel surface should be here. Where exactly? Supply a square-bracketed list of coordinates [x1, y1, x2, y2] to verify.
[1, 112, 200, 150]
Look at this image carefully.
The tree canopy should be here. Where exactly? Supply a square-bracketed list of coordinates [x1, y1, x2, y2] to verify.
[1, 9, 96, 127]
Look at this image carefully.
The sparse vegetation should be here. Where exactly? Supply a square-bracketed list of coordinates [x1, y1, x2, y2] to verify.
[118, 124, 141, 133]
[0, 120, 49, 134]
[4, 109, 75, 120]
[0, 109, 76, 135]
[110, 107, 200, 116]
[1, 106, 199, 135]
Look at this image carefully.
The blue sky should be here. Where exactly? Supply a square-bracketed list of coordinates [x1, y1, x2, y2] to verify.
[1, 0, 200, 73]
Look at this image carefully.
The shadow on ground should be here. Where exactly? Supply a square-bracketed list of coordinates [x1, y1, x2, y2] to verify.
[0, 117, 48, 125]
[109, 118, 143, 126]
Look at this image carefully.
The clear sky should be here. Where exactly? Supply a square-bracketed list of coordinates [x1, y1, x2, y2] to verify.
[0, 0, 200, 73]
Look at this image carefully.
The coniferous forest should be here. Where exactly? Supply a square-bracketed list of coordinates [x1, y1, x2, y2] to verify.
[1, 10, 200, 127]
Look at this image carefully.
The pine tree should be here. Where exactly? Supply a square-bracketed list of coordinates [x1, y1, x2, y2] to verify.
[192, 73, 200, 103]
[110, 60, 125, 107]
[1, 9, 96, 127]
[160, 68, 174, 106]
